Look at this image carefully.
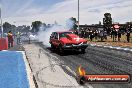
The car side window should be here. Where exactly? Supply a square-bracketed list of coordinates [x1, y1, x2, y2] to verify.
[50, 32, 55, 39]
[54, 33, 58, 39]
[60, 33, 65, 38]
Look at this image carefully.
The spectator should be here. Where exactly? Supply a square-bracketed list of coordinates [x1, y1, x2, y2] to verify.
[85, 29, 89, 38]
[115, 30, 118, 41]
[95, 30, 98, 40]
[104, 31, 107, 40]
[89, 31, 93, 41]
[16, 32, 21, 44]
[81, 29, 85, 38]
[126, 30, 130, 42]
[118, 30, 121, 42]
[7, 31, 14, 48]
[74, 30, 78, 35]
[112, 29, 117, 42]
[100, 30, 104, 41]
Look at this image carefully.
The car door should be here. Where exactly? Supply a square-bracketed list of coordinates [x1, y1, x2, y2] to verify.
[50, 32, 55, 44]
[54, 32, 60, 46]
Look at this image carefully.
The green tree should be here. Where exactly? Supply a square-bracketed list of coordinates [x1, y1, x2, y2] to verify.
[103, 13, 112, 34]
[3, 22, 12, 33]
[20, 25, 30, 32]
[69, 17, 77, 30]
[31, 21, 42, 32]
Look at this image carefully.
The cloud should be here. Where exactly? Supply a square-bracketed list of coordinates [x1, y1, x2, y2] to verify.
[13, 0, 35, 16]
[2, 0, 132, 26]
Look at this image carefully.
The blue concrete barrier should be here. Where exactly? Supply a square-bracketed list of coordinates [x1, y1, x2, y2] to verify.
[0, 51, 29, 88]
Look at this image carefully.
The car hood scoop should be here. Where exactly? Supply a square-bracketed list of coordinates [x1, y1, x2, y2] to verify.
[60, 34, 87, 44]
[66, 34, 82, 42]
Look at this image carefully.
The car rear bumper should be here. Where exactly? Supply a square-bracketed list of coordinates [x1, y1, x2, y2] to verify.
[62, 44, 88, 50]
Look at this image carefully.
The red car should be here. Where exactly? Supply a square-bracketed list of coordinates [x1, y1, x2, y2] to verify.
[49, 31, 88, 54]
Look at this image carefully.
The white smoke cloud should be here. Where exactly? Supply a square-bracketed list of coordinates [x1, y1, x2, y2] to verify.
[37, 25, 66, 47]
[37, 19, 75, 47]
[66, 18, 75, 29]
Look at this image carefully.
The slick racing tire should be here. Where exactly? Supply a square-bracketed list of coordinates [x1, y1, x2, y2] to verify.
[58, 45, 64, 55]
[77, 76, 86, 85]
[81, 49, 86, 54]
[51, 44, 55, 49]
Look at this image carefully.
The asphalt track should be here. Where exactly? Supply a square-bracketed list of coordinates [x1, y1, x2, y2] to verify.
[36, 42, 132, 88]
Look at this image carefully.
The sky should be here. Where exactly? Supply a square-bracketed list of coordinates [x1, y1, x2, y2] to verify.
[0, 0, 132, 26]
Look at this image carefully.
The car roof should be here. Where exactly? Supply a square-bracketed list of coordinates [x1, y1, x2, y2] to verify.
[55, 31, 73, 34]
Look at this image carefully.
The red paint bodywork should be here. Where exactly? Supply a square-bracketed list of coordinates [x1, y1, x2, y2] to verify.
[59, 34, 87, 45]
[50, 31, 88, 47]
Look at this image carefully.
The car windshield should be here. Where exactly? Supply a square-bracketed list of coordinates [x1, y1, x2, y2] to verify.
[59, 32, 73, 38]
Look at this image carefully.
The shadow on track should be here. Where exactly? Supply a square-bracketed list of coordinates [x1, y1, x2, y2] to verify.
[33, 42, 86, 56]
[47, 47, 85, 56]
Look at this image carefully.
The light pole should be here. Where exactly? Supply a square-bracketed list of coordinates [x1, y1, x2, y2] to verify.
[78, 0, 80, 35]
[0, 7, 3, 38]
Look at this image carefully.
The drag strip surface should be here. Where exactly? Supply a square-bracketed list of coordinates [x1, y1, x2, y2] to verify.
[0, 51, 30, 88]
[37, 42, 132, 88]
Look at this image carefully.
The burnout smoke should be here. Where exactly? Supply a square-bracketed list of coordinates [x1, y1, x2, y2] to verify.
[37, 19, 75, 47]
[37, 25, 67, 47]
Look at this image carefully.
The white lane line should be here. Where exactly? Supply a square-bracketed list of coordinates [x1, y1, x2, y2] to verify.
[118, 47, 125, 50]
[123, 48, 131, 51]
[1, 50, 8, 51]
[116, 47, 121, 49]
[130, 49, 132, 51]
[89, 43, 132, 52]
[22, 51, 36, 88]
[90, 44, 96, 46]
[65, 65, 77, 76]
[103, 46, 111, 48]
[85, 84, 94, 88]
[109, 46, 114, 48]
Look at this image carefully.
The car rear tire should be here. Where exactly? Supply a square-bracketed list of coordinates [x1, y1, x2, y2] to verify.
[77, 76, 86, 85]
[58, 45, 64, 55]
[51, 44, 55, 50]
[81, 49, 85, 53]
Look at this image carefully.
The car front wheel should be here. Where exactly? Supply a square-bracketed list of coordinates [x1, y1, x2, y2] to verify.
[58, 45, 64, 55]
[81, 49, 85, 53]
[51, 44, 55, 49]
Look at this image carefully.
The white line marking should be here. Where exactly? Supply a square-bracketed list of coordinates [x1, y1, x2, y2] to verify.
[1, 50, 8, 51]
[123, 48, 130, 51]
[89, 43, 132, 52]
[109, 46, 114, 48]
[85, 83, 94, 88]
[22, 51, 36, 88]
[65, 65, 77, 76]
[116, 47, 121, 49]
